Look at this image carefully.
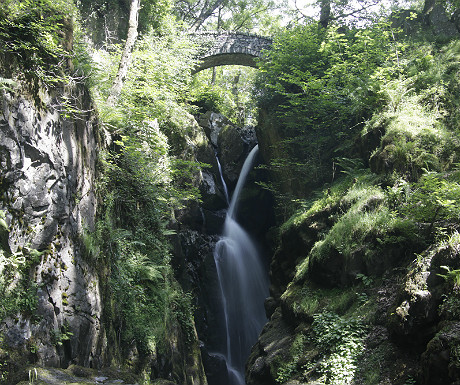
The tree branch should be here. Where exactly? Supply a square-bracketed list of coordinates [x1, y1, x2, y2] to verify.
[191, 0, 228, 31]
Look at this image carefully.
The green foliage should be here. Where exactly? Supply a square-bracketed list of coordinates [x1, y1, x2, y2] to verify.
[93, 32, 198, 130]
[94, 125, 198, 355]
[283, 283, 359, 319]
[174, 0, 284, 34]
[401, 172, 460, 226]
[86, 18, 202, 362]
[0, 0, 76, 84]
[279, 174, 355, 233]
[312, 312, 366, 385]
[215, 0, 285, 34]
[80, 227, 100, 261]
[191, 66, 258, 126]
[438, 265, 460, 287]
[275, 334, 309, 383]
[295, 173, 415, 280]
[255, 21, 402, 212]
[439, 288, 460, 320]
[356, 273, 373, 288]
[256, 15, 460, 221]
[51, 323, 74, 346]
[0, 212, 42, 322]
[367, 96, 460, 179]
[0, 246, 40, 321]
[78, 0, 174, 36]
[366, 39, 460, 180]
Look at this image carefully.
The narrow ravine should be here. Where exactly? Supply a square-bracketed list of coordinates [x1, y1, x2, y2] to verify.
[213, 145, 269, 384]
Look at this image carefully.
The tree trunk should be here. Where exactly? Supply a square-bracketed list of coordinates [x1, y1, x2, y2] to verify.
[319, 0, 331, 28]
[107, 0, 141, 107]
[423, 0, 436, 14]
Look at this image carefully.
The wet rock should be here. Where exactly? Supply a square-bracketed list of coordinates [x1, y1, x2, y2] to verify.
[217, 124, 246, 185]
[199, 170, 227, 212]
[201, 351, 229, 385]
[264, 297, 278, 319]
[246, 308, 295, 385]
[198, 111, 257, 188]
[388, 244, 451, 340]
[198, 111, 228, 147]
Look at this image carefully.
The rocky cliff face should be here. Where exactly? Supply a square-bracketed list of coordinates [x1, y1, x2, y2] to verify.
[247, 104, 460, 385]
[247, 213, 460, 385]
[0, 82, 107, 375]
[0, 78, 215, 385]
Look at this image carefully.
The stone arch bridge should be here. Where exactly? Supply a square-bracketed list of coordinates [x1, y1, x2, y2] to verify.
[191, 32, 272, 74]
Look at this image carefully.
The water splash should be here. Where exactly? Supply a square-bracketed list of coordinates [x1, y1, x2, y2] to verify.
[213, 145, 269, 384]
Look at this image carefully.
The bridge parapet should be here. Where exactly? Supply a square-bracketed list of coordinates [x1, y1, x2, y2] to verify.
[191, 32, 272, 73]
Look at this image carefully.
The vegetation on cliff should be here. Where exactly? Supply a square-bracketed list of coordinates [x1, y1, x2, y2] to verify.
[248, 2, 460, 384]
[2, 0, 460, 384]
[0, 0, 205, 383]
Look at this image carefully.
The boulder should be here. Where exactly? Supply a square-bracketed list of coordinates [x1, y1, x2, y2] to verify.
[388, 243, 454, 341]
[197, 111, 229, 147]
[422, 322, 460, 384]
[198, 111, 257, 188]
[246, 308, 296, 385]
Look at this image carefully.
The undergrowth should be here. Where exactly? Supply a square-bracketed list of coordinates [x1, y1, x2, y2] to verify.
[274, 312, 366, 385]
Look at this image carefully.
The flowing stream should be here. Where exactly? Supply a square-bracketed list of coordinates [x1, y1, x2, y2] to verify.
[213, 145, 269, 385]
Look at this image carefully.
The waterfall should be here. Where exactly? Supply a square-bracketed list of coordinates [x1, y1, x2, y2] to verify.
[216, 153, 230, 204]
[213, 145, 269, 385]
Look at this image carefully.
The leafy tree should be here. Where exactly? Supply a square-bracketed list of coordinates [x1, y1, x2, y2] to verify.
[174, 0, 285, 32]
[174, 0, 230, 30]
[292, 0, 412, 28]
[210, 0, 285, 33]
[0, 0, 74, 86]
[255, 21, 398, 211]
[192, 66, 259, 125]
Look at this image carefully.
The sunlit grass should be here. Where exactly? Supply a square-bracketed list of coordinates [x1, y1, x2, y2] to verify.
[293, 175, 415, 281]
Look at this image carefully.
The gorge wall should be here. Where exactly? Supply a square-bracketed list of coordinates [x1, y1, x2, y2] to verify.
[0, 72, 209, 385]
[0, 81, 106, 374]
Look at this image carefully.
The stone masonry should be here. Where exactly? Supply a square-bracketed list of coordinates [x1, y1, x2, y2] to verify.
[192, 32, 272, 73]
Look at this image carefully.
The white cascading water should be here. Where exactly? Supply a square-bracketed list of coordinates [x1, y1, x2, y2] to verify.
[213, 145, 269, 385]
[216, 153, 230, 204]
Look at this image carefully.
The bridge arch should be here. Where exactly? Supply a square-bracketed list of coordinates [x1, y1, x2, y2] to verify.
[191, 32, 272, 74]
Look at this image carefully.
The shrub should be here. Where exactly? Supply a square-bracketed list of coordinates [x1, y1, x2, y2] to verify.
[312, 312, 366, 385]
[402, 171, 460, 227]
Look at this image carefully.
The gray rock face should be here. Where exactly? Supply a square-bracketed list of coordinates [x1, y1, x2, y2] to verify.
[0, 85, 106, 368]
[426, 4, 459, 37]
[246, 308, 295, 385]
[198, 111, 228, 148]
[197, 111, 257, 187]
